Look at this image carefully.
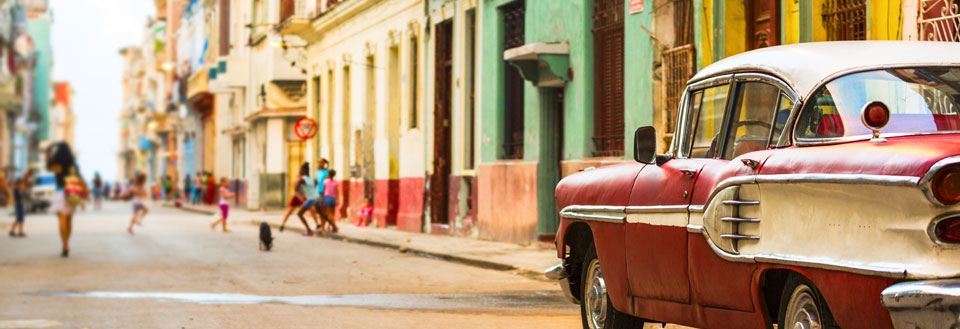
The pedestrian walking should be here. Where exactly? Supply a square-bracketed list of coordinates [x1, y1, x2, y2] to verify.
[210, 177, 235, 233]
[125, 173, 149, 235]
[191, 173, 201, 205]
[319, 170, 339, 233]
[46, 142, 85, 258]
[183, 174, 192, 203]
[92, 172, 103, 210]
[8, 172, 30, 237]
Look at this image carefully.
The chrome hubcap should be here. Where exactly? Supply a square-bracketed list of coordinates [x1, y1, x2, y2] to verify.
[584, 258, 608, 329]
[786, 285, 822, 329]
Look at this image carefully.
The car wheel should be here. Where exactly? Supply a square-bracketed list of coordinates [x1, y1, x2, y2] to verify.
[580, 245, 645, 329]
[778, 274, 837, 329]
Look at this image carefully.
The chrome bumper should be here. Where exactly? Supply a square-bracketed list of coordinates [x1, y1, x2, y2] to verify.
[882, 279, 960, 329]
[545, 263, 579, 304]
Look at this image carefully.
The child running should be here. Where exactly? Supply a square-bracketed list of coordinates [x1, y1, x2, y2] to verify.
[210, 177, 235, 233]
[319, 170, 339, 233]
[126, 173, 149, 235]
[295, 163, 320, 236]
[278, 174, 307, 233]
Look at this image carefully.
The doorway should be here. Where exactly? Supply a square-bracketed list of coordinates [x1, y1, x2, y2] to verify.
[746, 0, 779, 49]
[287, 139, 305, 202]
[430, 19, 454, 226]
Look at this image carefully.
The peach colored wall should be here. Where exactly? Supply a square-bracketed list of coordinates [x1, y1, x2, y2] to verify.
[477, 162, 539, 244]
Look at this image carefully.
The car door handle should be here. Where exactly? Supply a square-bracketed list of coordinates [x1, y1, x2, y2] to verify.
[680, 169, 697, 178]
[741, 159, 760, 169]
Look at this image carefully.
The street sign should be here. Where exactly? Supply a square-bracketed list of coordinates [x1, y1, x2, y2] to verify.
[629, 0, 644, 14]
[294, 116, 318, 141]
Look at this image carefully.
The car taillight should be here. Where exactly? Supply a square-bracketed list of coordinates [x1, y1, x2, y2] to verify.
[932, 166, 960, 205]
[934, 217, 960, 244]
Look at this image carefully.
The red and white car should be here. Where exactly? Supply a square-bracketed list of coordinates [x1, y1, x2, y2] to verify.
[548, 41, 960, 329]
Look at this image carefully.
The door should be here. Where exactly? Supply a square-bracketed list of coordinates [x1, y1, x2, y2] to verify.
[746, 0, 779, 49]
[624, 82, 732, 304]
[287, 140, 305, 199]
[686, 78, 796, 313]
[430, 20, 454, 225]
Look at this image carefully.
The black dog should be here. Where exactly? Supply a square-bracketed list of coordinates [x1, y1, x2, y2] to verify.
[259, 222, 273, 251]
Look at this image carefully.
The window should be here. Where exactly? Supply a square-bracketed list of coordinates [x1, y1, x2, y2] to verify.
[219, 0, 230, 56]
[313, 76, 322, 159]
[723, 82, 788, 159]
[465, 8, 477, 169]
[409, 35, 419, 129]
[685, 80, 792, 159]
[771, 93, 794, 147]
[797, 67, 960, 141]
[501, 0, 525, 160]
[687, 84, 730, 158]
[592, 0, 625, 157]
[252, 0, 268, 36]
[821, 0, 866, 41]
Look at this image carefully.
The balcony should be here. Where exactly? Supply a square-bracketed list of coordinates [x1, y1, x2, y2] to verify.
[278, 0, 314, 35]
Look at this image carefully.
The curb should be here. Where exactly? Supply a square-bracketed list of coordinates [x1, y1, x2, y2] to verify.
[163, 204, 549, 282]
[252, 220, 549, 282]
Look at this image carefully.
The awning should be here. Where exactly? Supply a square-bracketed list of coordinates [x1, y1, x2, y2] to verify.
[504, 42, 571, 88]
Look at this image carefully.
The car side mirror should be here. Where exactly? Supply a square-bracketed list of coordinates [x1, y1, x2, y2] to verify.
[634, 126, 657, 164]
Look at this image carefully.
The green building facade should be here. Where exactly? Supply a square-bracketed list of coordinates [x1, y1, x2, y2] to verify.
[477, 0, 655, 242]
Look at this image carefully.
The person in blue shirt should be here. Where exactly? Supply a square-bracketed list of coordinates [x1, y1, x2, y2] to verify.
[315, 158, 329, 195]
[314, 158, 333, 232]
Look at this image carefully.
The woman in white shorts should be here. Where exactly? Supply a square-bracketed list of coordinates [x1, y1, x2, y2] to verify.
[47, 143, 82, 258]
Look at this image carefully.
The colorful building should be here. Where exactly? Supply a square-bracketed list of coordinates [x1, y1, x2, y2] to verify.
[49, 81, 74, 145]
[283, 0, 427, 227]
[119, 0, 960, 246]
[476, 0, 656, 243]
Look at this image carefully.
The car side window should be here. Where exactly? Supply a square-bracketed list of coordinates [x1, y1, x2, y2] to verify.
[723, 82, 782, 159]
[770, 92, 794, 147]
[687, 84, 731, 158]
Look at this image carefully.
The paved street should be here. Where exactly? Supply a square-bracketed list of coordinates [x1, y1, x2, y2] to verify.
[0, 201, 580, 328]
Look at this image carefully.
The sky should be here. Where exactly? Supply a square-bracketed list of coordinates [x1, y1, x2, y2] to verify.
[50, 0, 152, 180]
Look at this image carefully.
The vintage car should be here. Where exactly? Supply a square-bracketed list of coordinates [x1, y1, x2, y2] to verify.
[547, 41, 960, 329]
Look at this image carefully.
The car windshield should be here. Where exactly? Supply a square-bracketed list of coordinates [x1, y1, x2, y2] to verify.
[796, 67, 960, 141]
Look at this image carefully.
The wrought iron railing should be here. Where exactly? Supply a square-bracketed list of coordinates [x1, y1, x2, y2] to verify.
[662, 44, 695, 137]
[920, 0, 960, 41]
[821, 0, 866, 41]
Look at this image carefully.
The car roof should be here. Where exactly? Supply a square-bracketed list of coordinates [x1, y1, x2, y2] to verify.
[689, 41, 960, 98]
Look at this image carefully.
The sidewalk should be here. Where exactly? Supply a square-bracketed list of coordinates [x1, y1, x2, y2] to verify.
[165, 203, 559, 281]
